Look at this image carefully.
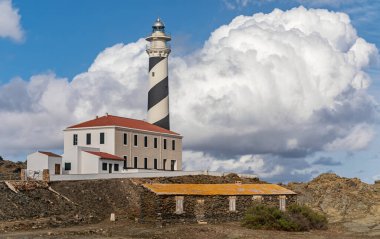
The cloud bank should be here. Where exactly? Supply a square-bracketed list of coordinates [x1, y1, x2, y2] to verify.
[0, 0, 23, 41]
[0, 7, 378, 181]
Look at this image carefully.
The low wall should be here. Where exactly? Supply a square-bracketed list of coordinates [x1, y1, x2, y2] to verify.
[50, 170, 257, 181]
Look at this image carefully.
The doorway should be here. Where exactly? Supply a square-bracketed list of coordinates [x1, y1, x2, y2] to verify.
[109, 163, 112, 173]
[195, 199, 205, 221]
[54, 164, 61, 175]
[171, 160, 176, 171]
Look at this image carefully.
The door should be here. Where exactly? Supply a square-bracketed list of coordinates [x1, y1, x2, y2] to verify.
[54, 164, 61, 175]
[109, 164, 112, 173]
[171, 160, 176, 171]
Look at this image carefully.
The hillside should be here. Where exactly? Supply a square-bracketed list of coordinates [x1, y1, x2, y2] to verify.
[288, 173, 380, 235]
[0, 157, 25, 180]
[0, 168, 379, 237]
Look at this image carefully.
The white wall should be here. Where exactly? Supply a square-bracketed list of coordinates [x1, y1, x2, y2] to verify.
[98, 159, 123, 174]
[50, 170, 258, 181]
[27, 152, 62, 175]
[47, 156, 62, 175]
[63, 127, 115, 174]
[27, 152, 49, 172]
[80, 151, 100, 174]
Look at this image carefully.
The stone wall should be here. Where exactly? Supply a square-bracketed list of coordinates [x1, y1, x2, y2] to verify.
[138, 187, 297, 223]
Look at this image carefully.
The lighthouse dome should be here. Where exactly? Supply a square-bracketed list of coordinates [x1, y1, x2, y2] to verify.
[152, 18, 165, 32]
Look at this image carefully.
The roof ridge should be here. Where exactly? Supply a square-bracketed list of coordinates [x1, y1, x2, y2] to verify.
[66, 114, 180, 136]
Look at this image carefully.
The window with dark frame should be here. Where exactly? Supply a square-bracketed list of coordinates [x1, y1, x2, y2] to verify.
[102, 163, 107, 171]
[163, 139, 167, 149]
[154, 158, 158, 169]
[154, 138, 158, 148]
[152, 72, 155, 77]
[144, 158, 148, 169]
[73, 134, 78, 145]
[64, 162, 71, 171]
[123, 156, 127, 169]
[163, 159, 167, 170]
[100, 132, 105, 144]
[144, 136, 148, 147]
[134, 135, 138, 146]
[172, 140, 175, 150]
[86, 133, 91, 145]
[114, 164, 119, 172]
[134, 157, 138, 168]
[123, 133, 128, 145]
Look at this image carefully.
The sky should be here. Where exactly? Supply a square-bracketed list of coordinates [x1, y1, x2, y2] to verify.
[0, 0, 379, 183]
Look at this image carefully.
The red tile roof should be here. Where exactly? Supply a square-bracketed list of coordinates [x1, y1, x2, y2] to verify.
[38, 151, 62, 157]
[84, 151, 124, 161]
[67, 115, 179, 136]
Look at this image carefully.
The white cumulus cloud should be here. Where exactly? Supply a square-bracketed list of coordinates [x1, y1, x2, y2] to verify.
[0, 0, 23, 41]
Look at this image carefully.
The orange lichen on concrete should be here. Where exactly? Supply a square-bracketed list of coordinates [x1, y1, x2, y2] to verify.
[142, 184, 296, 196]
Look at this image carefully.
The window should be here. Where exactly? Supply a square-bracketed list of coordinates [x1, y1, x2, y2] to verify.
[134, 157, 138, 168]
[154, 158, 158, 169]
[102, 163, 107, 171]
[172, 140, 175, 150]
[154, 138, 158, 148]
[123, 133, 128, 145]
[134, 135, 138, 146]
[144, 136, 148, 147]
[64, 163, 71, 171]
[144, 158, 148, 169]
[73, 134, 78, 145]
[163, 159, 167, 170]
[152, 72, 155, 77]
[252, 196, 263, 202]
[86, 133, 91, 145]
[163, 139, 167, 149]
[114, 164, 119, 172]
[229, 196, 236, 212]
[175, 196, 184, 214]
[100, 132, 105, 144]
[123, 156, 128, 169]
[279, 196, 286, 212]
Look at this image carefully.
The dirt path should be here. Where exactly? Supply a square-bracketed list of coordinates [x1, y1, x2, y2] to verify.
[0, 220, 375, 239]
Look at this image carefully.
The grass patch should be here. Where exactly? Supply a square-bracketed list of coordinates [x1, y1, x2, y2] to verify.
[241, 204, 327, 231]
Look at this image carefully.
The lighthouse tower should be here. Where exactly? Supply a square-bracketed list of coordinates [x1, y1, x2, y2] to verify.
[146, 18, 171, 130]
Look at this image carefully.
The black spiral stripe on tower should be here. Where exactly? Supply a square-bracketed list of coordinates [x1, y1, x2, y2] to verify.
[148, 76, 168, 110]
[154, 115, 170, 129]
[149, 57, 165, 71]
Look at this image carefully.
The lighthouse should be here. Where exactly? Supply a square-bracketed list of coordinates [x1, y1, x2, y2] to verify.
[146, 18, 171, 130]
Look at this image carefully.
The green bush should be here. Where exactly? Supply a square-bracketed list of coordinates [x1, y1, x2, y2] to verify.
[241, 204, 327, 231]
[287, 204, 328, 230]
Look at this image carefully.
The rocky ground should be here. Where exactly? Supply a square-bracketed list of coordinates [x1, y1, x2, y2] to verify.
[0, 219, 376, 239]
[288, 173, 380, 236]
[0, 158, 25, 180]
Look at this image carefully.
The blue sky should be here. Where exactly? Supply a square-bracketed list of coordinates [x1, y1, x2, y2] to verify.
[3, 0, 378, 83]
[1, 0, 379, 183]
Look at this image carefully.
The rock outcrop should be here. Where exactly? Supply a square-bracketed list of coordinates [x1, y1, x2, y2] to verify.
[288, 173, 380, 235]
